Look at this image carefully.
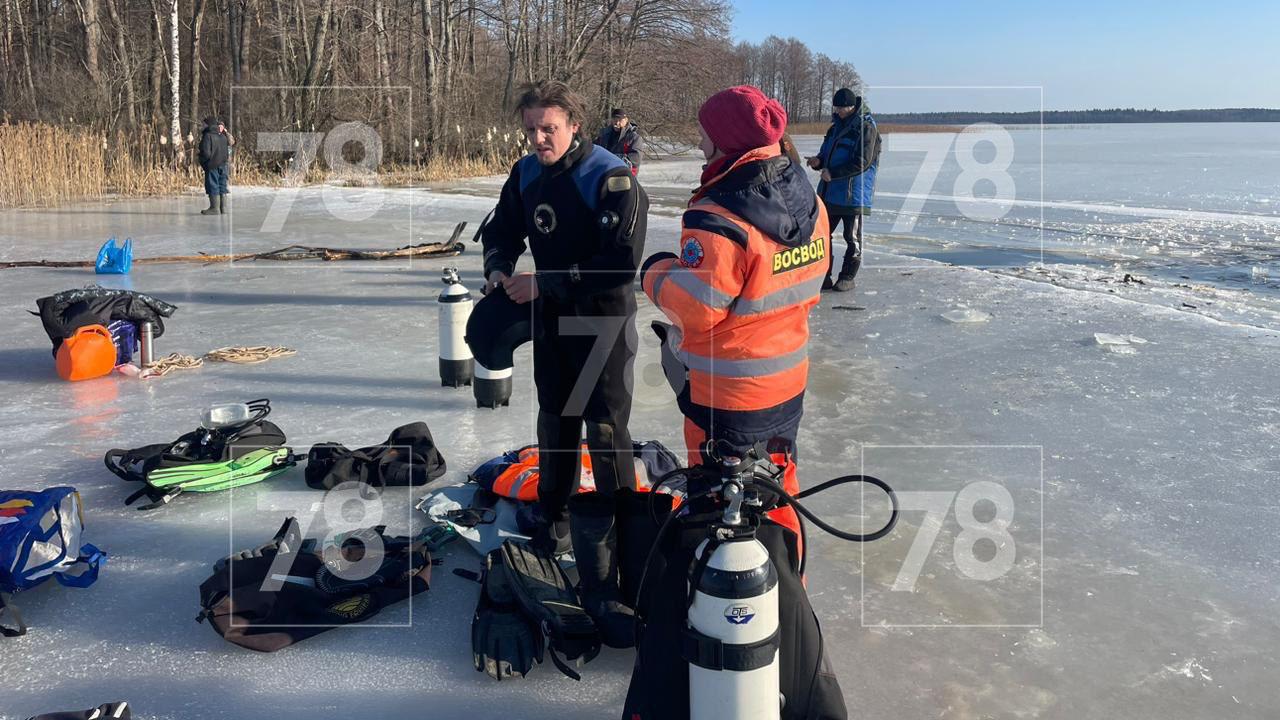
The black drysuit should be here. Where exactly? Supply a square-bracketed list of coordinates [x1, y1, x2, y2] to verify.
[481, 139, 648, 519]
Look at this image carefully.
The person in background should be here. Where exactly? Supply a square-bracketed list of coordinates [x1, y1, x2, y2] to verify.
[807, 87, 881, 292]
[198, 116, 235, 216]
[594, 108, 644, 174]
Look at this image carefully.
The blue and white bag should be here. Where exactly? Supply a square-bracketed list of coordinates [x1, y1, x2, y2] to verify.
[0, 487, 105, 637]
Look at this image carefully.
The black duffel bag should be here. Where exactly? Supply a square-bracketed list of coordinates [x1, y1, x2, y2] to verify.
[304, 422, 447, 490]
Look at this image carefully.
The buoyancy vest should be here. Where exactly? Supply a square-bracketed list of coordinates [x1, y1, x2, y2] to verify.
[470, 440, 681, 501]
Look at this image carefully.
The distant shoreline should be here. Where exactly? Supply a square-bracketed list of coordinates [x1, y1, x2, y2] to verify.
[879, 108, 1280, 125]
[788, 121, 969, 134]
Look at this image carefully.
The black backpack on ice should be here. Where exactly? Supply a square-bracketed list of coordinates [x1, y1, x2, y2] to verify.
[304, 422, 447, 490]
[103, 399, 288, 509]
[196, 517, 434, 652]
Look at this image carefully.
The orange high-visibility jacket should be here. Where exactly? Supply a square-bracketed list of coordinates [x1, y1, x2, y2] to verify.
[641, 144, 830, 414]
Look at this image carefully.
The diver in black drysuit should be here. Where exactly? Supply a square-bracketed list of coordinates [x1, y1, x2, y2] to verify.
[480, 137, 648, 548]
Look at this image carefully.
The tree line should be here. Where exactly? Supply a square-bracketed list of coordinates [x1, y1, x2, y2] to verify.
[0, 0, 863, 163]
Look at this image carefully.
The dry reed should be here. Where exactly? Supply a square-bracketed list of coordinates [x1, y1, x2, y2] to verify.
[0, 120, 526, 209]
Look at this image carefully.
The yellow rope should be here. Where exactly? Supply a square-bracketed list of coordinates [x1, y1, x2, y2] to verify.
[203, 346, 297, 364]
[141, 353, 204, 378]
[137, 346, 296, 377]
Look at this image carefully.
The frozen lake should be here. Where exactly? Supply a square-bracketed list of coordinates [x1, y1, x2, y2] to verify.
[0, 156, 1277, 718]
[862, 122, 1280, 296]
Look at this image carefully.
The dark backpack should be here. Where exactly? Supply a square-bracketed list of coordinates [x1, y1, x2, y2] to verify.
[104, 399, 288, 508]
[196, 517, 433, 652]
[304, 422, 447, 490]
[25, 701, 130, 720]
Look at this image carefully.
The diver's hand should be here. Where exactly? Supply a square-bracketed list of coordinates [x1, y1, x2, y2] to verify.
[484, 271, 509, 295]
[820, 169, 832, 182]
[503, 272, 539, 304]
[806, 156, 821, 170]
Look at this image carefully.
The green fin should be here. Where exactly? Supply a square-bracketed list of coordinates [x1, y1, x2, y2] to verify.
[146, 447, 291, 491]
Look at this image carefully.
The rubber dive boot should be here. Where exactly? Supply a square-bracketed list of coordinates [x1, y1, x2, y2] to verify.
[200, 195, 220, 215]
[531, 411, 581, 556]
[568, 491, 635, 648]
[614, 487, 674, 611]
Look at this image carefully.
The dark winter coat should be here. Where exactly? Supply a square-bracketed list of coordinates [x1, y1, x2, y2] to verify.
[480, 139, 649, 421]
[594, 122, 644, 171]
[198, 126, 230, 171]
[34, 287, 178, 354]
[814, 101, 881, 215]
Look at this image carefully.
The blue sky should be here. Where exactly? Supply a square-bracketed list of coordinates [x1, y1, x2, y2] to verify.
[729, 0, 1280, 113]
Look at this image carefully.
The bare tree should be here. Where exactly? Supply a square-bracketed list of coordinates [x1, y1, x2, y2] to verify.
[188, 0, 207, 134]
[169, 0, 181, 157]
[0, 0, 859, 165]
[104, 0, 137, 125]
[71, 0, 103, 90]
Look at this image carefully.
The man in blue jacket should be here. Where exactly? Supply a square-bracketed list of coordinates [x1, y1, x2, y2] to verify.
[808, 88, 881, 292]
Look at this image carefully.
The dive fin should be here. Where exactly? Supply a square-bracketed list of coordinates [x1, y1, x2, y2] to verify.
[144, 447, 291, 491]
[497, 539, 600, 678]
[472, 549, 544, 680]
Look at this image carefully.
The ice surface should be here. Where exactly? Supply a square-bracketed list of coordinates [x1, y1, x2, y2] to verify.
[940, 308, 993, 324]
[1093, 333, 1148, 346]
[1, 157, 1279, 719]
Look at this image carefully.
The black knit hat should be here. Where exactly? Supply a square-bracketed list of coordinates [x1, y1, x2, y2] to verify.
[832, 88, 858, 108]
[610, 108, 626, 118]
[204, 115, 220, 127]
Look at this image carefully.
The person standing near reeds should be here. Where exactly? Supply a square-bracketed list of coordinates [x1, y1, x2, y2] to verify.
[198, 116, 235, 215]
[807, 87, 881, 292]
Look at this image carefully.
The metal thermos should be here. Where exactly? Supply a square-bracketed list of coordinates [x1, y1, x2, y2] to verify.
[139, 322, 155, 367]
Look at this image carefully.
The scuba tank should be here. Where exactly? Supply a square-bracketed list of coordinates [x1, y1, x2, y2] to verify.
[687, 454, 781, 720]
[464, 280, 528, 410]
[625, 444, 900, 720]
[438, 267, 474, 387]
[474, 364, 512, 409]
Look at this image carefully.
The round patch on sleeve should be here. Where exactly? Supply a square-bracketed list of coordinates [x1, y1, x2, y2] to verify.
[680, 237, 705, 268]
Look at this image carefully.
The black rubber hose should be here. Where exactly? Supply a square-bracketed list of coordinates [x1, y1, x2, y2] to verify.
[762, 474, 900, 542]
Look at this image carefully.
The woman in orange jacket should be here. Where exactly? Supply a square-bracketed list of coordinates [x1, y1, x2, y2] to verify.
[640, 85, 830, 538]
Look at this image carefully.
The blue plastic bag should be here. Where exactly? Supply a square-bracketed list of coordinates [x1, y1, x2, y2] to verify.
[1, 487, 105, 636]
[95, 237, 133, 275]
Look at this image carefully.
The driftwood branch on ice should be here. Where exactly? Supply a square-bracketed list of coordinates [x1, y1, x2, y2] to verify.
[1, 222, 467, 270]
